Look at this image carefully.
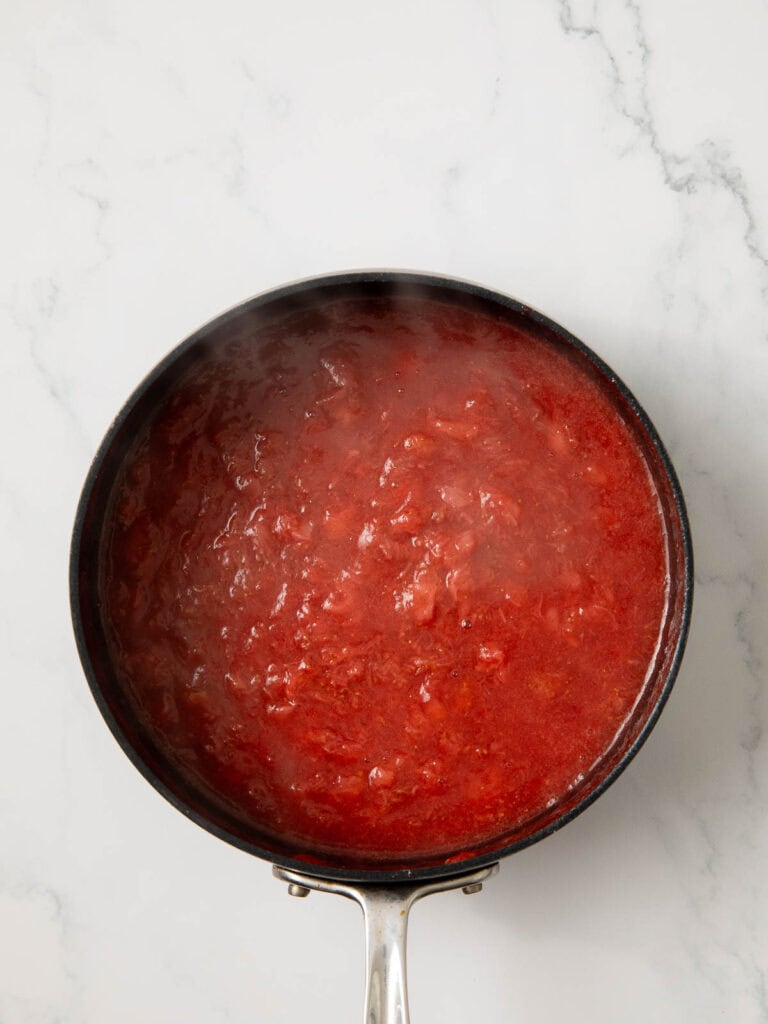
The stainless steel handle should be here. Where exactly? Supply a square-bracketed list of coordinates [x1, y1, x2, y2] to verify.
[273, 862, 498, 1024]
[361, 886, 410, 1024]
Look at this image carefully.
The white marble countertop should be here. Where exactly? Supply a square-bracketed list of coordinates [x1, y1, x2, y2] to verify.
[2, 1, 767, 1021]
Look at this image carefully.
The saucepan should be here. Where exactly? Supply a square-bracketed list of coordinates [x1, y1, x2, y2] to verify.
[70, 271, 693, 1023]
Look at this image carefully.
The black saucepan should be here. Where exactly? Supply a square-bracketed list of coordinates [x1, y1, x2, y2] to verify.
[70, 271, 692, 1024]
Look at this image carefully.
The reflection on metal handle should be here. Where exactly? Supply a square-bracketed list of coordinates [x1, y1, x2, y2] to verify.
[273, 863, 498, 1024]
[362, 886, 410, 1024]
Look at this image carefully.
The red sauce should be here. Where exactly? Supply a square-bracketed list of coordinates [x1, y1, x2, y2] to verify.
[104, 297, 669, 862]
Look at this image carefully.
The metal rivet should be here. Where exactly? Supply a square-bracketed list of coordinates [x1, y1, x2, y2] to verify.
[287, 883, 311, 898]
[462, 882, 483, 895]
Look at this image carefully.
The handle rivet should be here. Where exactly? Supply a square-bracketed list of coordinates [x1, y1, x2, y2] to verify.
[462, 882, 483, 895]
[288, 883, 311, 898]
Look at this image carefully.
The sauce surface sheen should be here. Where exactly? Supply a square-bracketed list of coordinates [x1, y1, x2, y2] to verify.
[104, 297, 668, 861]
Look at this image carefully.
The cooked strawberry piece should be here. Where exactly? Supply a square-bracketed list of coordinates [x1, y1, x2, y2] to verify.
[273, 513, 312, 543]
[477, 643, 506, 668]
[402, 432, 434, 453]
[429, 414, 480, 441]
[389, 498, 425, 535]
[400, 565, 439, 625]
[333, 773, 366, 798]
[423, 697, 447, 721]
[479, 490, 521, 526]
[546, 424, 572, 455]
[445, 564, 472, 603]
[368, 766, 396, 788]
[439, 484, 473, 510]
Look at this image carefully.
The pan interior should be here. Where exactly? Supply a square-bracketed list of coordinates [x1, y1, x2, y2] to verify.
[73, 275, 691, 879]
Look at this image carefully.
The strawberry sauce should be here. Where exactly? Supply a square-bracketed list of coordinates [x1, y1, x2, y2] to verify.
[104, 297, 668, 861]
